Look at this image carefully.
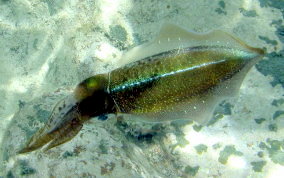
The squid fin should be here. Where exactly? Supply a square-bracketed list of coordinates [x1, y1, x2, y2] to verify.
[120, 23, 263, 66]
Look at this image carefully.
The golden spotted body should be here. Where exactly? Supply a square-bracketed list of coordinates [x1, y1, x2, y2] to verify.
[19, 24, 264, 153]
[109, 46, 256, 120]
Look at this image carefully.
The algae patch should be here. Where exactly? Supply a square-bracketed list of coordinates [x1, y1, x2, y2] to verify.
[272, 110, 284, 120]
[251, 161, 266, 172]
[257, 151, 264, 158]
[268, 123, 278, 132]
[18, 160, 36, 176]
[184, 165, 199, 176]
[259, 139, 284, 165]
[101, 162, 115, 175]
[239, 8, 258, 17]
[193, 124, 203, 132]
[256, 51, 284, 87]
[195, 144, 208, 154]
[259, 0, 284, 17]
[109, 25, 128, 50]
[215, 1, 227, 15]
[254, 118, 266, 124]
[62, 151, 74, 158]
[99, 140, 109, 154]
[212, 143, 222, 150]
[41, 0, 65, 16]
[271, 98, 284, 107]
[258, 36, 278, 46]
[218, 145, 243, 164]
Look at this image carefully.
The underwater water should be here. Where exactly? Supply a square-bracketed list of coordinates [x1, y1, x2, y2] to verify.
[0, 0, 283, 177]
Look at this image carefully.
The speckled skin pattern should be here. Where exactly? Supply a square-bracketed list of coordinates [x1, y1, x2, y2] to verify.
[110, 46, 259, 116]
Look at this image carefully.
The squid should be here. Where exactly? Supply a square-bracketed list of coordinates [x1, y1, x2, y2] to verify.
[19, 24, 264, 153]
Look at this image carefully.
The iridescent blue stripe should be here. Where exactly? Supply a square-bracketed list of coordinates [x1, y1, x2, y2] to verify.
[110, 59, 226, 92]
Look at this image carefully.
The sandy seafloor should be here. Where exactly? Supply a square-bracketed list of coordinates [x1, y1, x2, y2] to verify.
[0, 0, 283, 177]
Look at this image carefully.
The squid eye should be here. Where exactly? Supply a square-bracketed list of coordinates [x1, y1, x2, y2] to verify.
[86, 79, 98, 89]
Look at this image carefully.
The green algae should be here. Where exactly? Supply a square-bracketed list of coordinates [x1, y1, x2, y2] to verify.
[259, 0, 284, 17]
[218, 145, 243, 164]
[259, 139, 284, 165]
[175, 132, 189, 148]
[259, 36, 278, 46]
[6, 171, 14, 178]
[0, 0, 9, 3]
[256, 1, 284, 88]
[254, 118, 266, 124]
[16, 116, 39, 140]
[259, 142, 267, 150]
[166, 121, 191, 148]
[193, 124, 203, 132]
[100, 162, 116, 175]
[215, 1, 227, 15]
[251, 161, 266, 172]
[257, 151, 264, 158]
[256, 51, 284, 88]
[170, 123, 190, 149]
[270, 151, 284, 165]
[266, 139, 284, 165]
[99, 140, 108, 154]
[35, 108, 50, 122]
[272, 98, 284, 107]
[239, 8, 258, 17]
[184, 165, 199, 176]
[62, 151, 74, 158]
[19, 160, 36, 175]
[171, 120, 193, 128]
[109, 25, 128, 50]
[41, 0, 65, 16]
[207, 113, 224, 126]
[18, 100, 26, 109]
[218, 0, 225, 8]
[207, 102, 232, 126]
[215, 101, 233, 116]
[212, 143, 222, 150]
[268, 123, 278, 132]
[62, 147, 86, 158]
[115, 119, 158, 146]
[215, 8, 227, 15]
[110, 25, 127, 42]
[272, 110, 284, 120]
[275, 25, 284, 43]
[195, 144, 208, 154]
